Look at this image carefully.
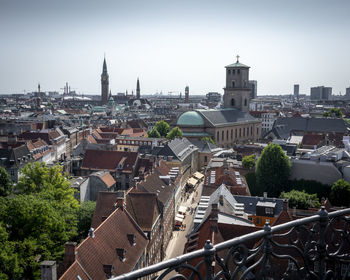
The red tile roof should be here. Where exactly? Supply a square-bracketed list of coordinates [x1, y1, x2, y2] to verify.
[60, 208, 148, 280]
[81, 150, 138, 173]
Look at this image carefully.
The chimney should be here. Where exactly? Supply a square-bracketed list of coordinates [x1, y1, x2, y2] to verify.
[40, 261, 57, 280]
[88, 228, 95, 238]
[293, 206, 297, 216]
[115, 191, 125, 210]
[263, 192, 267, 199]
[283, 199, 288, 211]
[63, 242, 77, 269]
[210, 203, 218, 233]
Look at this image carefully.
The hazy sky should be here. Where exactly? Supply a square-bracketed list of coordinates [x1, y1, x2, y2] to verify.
[1, 0, 349, 96]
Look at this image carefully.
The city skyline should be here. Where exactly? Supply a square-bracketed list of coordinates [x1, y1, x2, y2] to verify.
[1, 0, 350, 96]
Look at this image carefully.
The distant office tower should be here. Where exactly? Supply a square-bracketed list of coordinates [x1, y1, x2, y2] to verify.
[345, 87, 350, 100]
[136, 78, 140, 99]
[185, 86, 189, 103]
[310, 86, 332, 101]
[294, 84, 299, 100]
[248, 80, 257, 99]
[101, 57, 110, 105]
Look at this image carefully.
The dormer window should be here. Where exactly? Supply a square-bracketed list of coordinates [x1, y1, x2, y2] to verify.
[116, 248, 126, 262]
[127, 233, 136, 246]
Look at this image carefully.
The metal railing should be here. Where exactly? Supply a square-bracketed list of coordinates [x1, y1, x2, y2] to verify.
[112, 207, 350, 280]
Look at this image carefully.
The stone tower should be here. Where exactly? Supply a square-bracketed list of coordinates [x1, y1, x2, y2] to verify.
[101, 57, 109, 105]
[185, 86, 189, 103]
[136, 78, 140, 99]
[223, 55, 251, 112]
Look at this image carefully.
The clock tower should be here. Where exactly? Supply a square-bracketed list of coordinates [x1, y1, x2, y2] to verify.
[101, 57, 110, 105]
[223, 55, 251, 112]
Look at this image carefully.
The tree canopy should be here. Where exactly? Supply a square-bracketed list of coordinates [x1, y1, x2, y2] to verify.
[154, 120, 170, 137]
[201, 137, 215, 145]
[0, 166, 13, 197]
[280, 190, 320, 209]
[322, 108, 343, 118]
[330, 179, 350, 207]
[255, 143, 291, 197]
[166, 127, 183, 140]
[147, 128, 161, 138]
[242, 154, 255, 169]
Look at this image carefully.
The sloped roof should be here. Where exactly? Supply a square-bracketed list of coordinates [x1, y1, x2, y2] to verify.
[60, 208, 148, 280]
[81, 150, 138, 173]
[158, 138, 197, 161]
[197, 109, 257, 126]
[126, 192, 161, 232]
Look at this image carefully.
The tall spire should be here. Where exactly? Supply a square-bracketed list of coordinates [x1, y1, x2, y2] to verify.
[102, 56, 107, 74]
[136, 78, 140, 99]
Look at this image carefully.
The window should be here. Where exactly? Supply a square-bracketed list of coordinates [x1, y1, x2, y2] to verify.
[226, 130, 228, 141]
[251, 126, 253, 135]
[239, 128, 241, 137]
[217, 131, 219, 142]
[232, 81, 235, 88]
[232, 69, 235, 75]
[235, 128, 237, 138]
[265, 208, 273, 215]
[231, 129, 233, 139]
[204, 156, 208, 163]
[222, 131, 224, 141]
[228, 69, 231, 74]
[231, 98, 235, 106]
[257, 127, 259, 135]
[238, 69, 240, 74]
[256, 217, 262, 225]
[243, 127, 245, 137]
[244, 99, 247, 106]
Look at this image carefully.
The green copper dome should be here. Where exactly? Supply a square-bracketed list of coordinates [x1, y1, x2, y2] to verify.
[177, 111, 204, 126]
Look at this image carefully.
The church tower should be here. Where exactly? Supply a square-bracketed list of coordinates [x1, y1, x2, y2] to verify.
[223, 55, 251, 112]
[185, 86, 189, 103]
[101, 57, 110, 105]
[136, 78, 140, 99]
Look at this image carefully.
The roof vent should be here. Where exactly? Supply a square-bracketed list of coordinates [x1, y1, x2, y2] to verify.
[116, 248, 126, 262]
[88, 228, 95, 238]
[127, 234, 136, 246]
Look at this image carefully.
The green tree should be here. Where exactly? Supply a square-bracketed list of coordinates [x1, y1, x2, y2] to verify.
[280, 190, 320, 209]
[166, 127, 183, 140]
[323, 108, 343, 118]
[201, 137, 215, 145]
[154, 120, 170, 137]
[330, 179, 350, 207]
[75, 201, 96, 242]
[242, 154, 255, 169]
[255, 143, 291, 197]
[0, 166, 13, 197]
[147, 128, 161, 138]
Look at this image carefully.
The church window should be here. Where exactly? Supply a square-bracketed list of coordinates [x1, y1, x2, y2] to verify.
[226, 130, 229, 141]
[222, 131, 224, 141]
[244, 99, 247, 106]
[247, 127, 249, 136]
[232, 81, 235, 88]
[231, 129, 233, 139]
[239, 128, 241, 138]
[233, 69, 236, 75]
[235, 128, 237, 138]
[231, 99, 235, 106]
[217, 131, 219, 142]
[243, 127, 245, 137]
[238, 69, 240, 74]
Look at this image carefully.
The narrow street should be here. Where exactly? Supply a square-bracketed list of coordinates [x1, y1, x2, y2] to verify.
[162, 182, 203, 279]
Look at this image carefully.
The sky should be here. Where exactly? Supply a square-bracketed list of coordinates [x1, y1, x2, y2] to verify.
[0, 0, 349, 96]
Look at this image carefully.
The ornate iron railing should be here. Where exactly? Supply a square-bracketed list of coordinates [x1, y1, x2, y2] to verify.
[112, 207, 350, 280]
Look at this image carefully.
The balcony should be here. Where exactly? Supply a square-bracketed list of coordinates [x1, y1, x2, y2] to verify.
[112, 207, 350, 280]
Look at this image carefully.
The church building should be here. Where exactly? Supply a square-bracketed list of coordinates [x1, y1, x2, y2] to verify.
[101, 57, 110, 105]
[176, 56, 261, 147]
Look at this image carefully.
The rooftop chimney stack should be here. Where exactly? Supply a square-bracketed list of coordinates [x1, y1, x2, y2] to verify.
[115, 191, 125, 210]
[40, 261, 57, 280]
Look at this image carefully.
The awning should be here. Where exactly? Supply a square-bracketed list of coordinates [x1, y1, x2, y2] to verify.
[176, 214, 185, 219]
[193, 172, 204, 180]
[187, 177, 198, 186]
[178, 205, 187, 214]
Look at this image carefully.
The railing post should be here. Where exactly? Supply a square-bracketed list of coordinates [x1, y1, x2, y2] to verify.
[203, 240, 215, 280]
[317, 206, 328, 279]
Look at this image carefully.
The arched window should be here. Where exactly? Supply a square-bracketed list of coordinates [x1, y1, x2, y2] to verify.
[231, 98, 235, 106]
[232, 81, 235, 88]
[247, 127, 249, 136]
[251, 126, 253, 135]
[244, 99, 247, 106]
[231, 129, 233, 139]
[235, 128, 237, 138]
[239, 128, 241, 138]
[217, 131, 219, 142]
[226, 130, 229, 141]
[243, 127, 245, 137]
[222, 131, 224, 141]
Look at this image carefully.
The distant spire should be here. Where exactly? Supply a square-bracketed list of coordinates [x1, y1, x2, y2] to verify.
[236, 54, 240, 63]
[102, 56, 107, 74]
[38, 83, 40, 93]
[136, 78, 140, 99]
